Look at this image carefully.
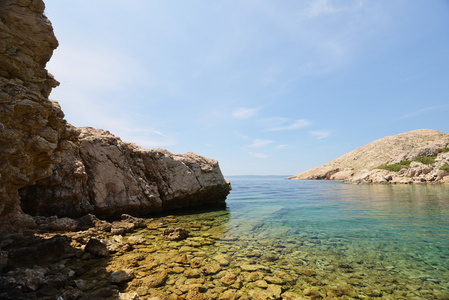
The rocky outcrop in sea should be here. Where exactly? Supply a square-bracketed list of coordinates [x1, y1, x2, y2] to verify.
[289, 129, 449, 184]
[19, 126, 231, 219]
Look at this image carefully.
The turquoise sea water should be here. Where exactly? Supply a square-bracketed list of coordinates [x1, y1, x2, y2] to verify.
[222, 176, 449, 297]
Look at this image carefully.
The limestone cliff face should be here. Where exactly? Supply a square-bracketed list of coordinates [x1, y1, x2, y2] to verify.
[19, 127, 231, 218]
[0, 0, 230, 231]
[0, 0, 64, 231]
[289, 129, 449, 184]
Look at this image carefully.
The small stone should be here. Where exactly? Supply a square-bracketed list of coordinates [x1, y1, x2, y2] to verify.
[240, 264, 269, 272]
[201, 262, 221, 275]
[213, 254, 232, 266]
[219, 290, 237, 300]
[142, 271, 168, 288]
[220, 273, 237, 285]
[255, 279, 268, 288]
[176, 254, 188, 264]
[111, 269, 135, 284]
[251, 290, 272, 300]
[264, 275, 284, 285]
[246, 251, 261, 257]
[267, 284, 282, 298]
[367, 289, 382, 297]
[185, 284, 207, 300]
[261, 254, 278, 262]
[247, 271, 264, 281]
[118, 292, 139, 300]
[303, 288, 321, 298]
[127, 236, 147, 245]
[179, 246, 197, 253]
[171, 266, 185, 274]
[281, 291, 307, 300]
[85, 238, 109, 257]
[191, 257, 203, 268]
[185, 268, 202, 278]
[121, 214, 146, 228]
[161, 227, 189, 241]
[298, 269, 316, 276]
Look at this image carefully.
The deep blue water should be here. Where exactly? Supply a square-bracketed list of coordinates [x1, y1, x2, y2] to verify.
[223, 176, 449, 292]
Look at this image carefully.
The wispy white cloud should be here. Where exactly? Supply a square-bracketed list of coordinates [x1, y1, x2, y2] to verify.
[397, 105, 448, 120]
[232, 107, 259, 119]
[301, 0, 341, 19]
[269, 119, 311, 131]
[119, 127, 166, 137]
[248, 151, 268, 159]
[247, 0, 387, 76]
[248, 139, 274, 148]
[309, 130, 331, 139]
[275, 144, 288, 149]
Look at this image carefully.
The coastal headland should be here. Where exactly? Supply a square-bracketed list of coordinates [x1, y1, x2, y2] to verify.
[289, 129, 449, 184]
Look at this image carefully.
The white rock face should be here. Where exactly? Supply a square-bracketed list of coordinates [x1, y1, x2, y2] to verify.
[20, 127, 231, 218]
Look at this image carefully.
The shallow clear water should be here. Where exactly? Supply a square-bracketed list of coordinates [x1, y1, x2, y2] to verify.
[227, 176, 449, 244]
[222, 176, 449, 297]
[100, 176, 449, 298]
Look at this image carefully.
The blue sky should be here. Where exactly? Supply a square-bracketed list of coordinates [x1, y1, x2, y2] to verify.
[44, 0, 449, 176]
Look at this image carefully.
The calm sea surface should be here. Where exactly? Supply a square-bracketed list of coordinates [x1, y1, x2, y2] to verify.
[221, 176, 449, 297]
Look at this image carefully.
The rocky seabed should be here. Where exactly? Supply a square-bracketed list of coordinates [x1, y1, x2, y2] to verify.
[1, 211, 448, 300]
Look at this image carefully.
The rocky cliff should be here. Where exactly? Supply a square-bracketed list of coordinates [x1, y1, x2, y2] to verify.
[19, 126, 231, 218]
[289, 129, 449, 184]
[0, 0, 230, 232]
[0, 0, 63, 231]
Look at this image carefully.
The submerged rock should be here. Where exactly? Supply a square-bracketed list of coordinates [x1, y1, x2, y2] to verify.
[111, 269, 135, 284]
[161, 227, 190, 241]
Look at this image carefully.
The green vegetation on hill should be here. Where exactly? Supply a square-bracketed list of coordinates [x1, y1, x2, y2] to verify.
[414, 156, 436, 165]
[376, 155, 437, 172]
[377, 160, 411, 172]
[440, 164, 449, 172]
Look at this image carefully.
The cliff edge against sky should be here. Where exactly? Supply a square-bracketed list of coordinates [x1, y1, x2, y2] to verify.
[289, 129, 449, 184]
[0, 0, 230, 232]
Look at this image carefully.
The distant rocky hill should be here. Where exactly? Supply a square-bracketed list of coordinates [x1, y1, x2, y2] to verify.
[288, 129, 449, 184]
[0, 0, 230, 232]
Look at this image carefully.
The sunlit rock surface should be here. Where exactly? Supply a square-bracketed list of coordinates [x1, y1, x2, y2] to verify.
[289, 129, 449, 184]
